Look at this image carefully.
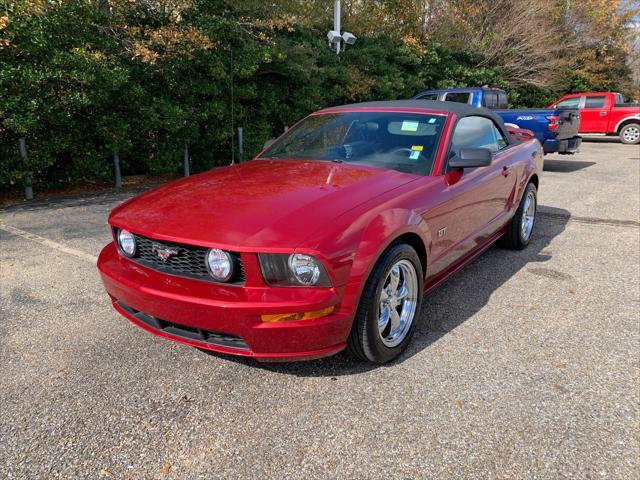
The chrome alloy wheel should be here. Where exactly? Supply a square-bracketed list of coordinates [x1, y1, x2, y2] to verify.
[622, 125, 640, 144]
[377, 259, 418, 347]
[521, 190, 536, 242]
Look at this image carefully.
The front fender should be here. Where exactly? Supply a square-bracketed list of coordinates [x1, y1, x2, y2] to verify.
[350, 208, 430, 285]
[328, 208, 430, 319]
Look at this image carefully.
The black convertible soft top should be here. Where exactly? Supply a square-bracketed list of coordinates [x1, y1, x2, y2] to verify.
[320, 100, 512, 142]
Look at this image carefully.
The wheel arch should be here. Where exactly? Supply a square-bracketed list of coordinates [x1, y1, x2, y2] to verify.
[393, 232, 427, 278]
[615, 116, 640, 133]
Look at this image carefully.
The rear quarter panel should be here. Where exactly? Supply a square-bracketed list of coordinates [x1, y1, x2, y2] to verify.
[512, 137, 543, 200]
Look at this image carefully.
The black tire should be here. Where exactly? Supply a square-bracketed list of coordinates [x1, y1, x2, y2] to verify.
[501, 182, 537, 250]
[619, 123, 640, 145]
[347, 243, 424, 363]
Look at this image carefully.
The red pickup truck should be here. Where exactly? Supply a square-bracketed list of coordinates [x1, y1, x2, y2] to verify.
[549, 92, 640, 144]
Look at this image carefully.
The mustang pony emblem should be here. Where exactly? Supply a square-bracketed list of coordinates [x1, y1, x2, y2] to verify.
[151, 244, 179, 262]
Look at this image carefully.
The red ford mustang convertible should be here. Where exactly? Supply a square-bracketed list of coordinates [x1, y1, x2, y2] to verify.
[98, 101, 543, 363]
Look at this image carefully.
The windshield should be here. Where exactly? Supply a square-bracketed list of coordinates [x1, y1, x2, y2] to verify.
[258, 111, 447, 175]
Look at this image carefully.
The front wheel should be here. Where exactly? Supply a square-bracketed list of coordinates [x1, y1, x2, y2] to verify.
[347, 243, 424, 363]
[501, 182, 537, 250]
[619, 123, 640, 145]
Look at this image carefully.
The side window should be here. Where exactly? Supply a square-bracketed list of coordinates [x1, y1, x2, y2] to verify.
[417, 93, 439, 101]
[556, 97, 581, 109]
[444, 92, 471, 104]
[584, 96, 606, 108]
[497, 92, 508, 109]
[450, 116, 508, 157]
[482, 92, 498, 109]
[494, 125, 508, 150]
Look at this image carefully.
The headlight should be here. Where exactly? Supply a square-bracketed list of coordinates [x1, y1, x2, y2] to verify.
[206, 248, 233, 282]
[258, 253, 331, 287]
[288, 254, 322, 285]
[117, 229, 136, 257]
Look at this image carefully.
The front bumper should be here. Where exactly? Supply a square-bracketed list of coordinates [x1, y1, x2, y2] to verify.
[543, 135, 582, 154]
[97, 243, 354, 361]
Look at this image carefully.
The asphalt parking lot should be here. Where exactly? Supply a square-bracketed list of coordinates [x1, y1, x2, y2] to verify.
[1, 140, 639, 479]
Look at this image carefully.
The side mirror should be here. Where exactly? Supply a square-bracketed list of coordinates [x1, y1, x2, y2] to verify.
[449, 148, 492, 169]
[263, 138, 275, 150]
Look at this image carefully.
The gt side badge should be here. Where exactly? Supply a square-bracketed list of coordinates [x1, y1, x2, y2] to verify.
[437, 227, 447, 237]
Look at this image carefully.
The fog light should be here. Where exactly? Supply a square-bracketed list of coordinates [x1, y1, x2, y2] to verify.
[261, 306, 335, 323]
[206, 248, 233, 282]
[117, 229, 136, 257]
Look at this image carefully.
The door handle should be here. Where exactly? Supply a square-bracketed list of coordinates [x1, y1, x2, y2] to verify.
[502, 166, 511, 177]
[599, 111, 607, 116]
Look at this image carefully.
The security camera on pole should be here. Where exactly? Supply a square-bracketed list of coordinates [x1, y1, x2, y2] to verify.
[327, 0, 357, 54]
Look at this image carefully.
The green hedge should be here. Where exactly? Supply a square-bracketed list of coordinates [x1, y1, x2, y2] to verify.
[0, 1, 541, 190]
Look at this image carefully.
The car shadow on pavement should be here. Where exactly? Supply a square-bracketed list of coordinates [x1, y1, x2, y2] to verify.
[543, 159, 595, 172]
[542, 137, 639, 173]
[581, 136, 621, 144]
[201, 206, 571, 377]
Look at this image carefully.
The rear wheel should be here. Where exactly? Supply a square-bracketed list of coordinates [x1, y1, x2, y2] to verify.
[502, 182, 537, 250]
[619, 123, 640, 145]
[347, 243, 423, 363]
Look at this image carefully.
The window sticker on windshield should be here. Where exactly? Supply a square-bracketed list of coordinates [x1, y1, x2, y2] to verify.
[409, 150, 421, 160]
[401, 120, 419, 132]
[428, 118, 436, 124]
[411, 145, 424, 151]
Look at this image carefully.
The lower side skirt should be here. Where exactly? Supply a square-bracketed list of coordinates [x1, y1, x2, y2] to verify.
[424, 226, 507, 295]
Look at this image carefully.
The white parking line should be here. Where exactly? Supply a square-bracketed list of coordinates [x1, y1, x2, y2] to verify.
[0, 221, 98, 264]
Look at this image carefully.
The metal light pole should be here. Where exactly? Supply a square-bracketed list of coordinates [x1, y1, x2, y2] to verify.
[333, 0, 341, 54]
[327, 0, 356, 54]
[18, 138, 33, 200]
[112, 150, 122, 190]
[183, 144, 190, 177]
[237, 127, 244, 162]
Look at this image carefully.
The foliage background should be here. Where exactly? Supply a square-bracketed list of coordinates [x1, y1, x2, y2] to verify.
[1, 0, 638, 190]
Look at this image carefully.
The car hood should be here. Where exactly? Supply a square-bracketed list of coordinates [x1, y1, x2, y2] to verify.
[109, 159, 418, 249]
